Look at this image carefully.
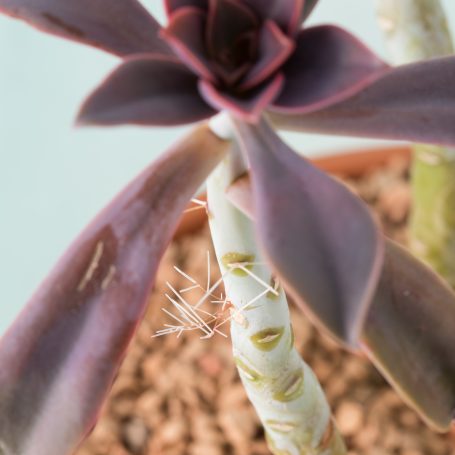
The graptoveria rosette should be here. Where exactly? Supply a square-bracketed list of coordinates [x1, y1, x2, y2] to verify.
[1, 1, 455, 454]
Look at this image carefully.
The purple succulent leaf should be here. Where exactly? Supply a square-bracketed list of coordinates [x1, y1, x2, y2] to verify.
[0, 0, 171, 56]
[242, 0, 304, 35]
[199, 73, 284, 122]
[77, 55, 217, 127]
[225, 173, 255, 218]
[232, 117, 384, 347]
[302, 0, 319, 21]
[161, 7, 215, 81]
[165, 0, 208, 16]
[0, 125, 228, 455]
[362, 240, 455, 432]
[227, 175, 455, 430]
[270, 55, 455, 146]
[272, 25, 389, 114]
[167, 0, 304, 35]
[212, 60, 253, 86]
[206, 0, 258, 60]
[239, 20, 295, 90]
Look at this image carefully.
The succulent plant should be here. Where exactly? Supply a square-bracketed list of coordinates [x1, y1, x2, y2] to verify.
[1, 1, 455, 454]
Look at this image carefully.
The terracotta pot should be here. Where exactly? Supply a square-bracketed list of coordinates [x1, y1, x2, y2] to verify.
[175, 144, 412, 237]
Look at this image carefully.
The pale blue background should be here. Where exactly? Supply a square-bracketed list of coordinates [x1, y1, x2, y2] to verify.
[1, 1, 454, 333]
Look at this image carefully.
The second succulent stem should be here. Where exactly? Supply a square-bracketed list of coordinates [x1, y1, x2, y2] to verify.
[375, 0, 455, 288]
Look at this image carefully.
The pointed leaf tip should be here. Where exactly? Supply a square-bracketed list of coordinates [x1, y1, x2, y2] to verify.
[0, 125, 228, 455]
[77, 55, 217, 127]
[199, 74, 284, 123]
[232, 118, 384, 346]
[302, 0, 319, 21]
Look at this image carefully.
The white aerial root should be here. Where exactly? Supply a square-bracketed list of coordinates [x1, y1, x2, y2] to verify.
[183, 198, 210, 216]
[375, 0, 452, 63]
[153, 252, 277, 340]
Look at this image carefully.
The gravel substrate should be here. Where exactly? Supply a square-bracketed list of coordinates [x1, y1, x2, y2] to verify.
[76, 153, 455, 455]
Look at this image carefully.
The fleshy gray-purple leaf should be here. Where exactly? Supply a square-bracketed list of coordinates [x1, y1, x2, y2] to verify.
[225, 173, 255, 219]
[272, 25, 388, 113]
[362, 240, 455, 432]
[302, 0, 319, 21]
[227, 173, 455, 431]
[0, 125, 228, 455]
[167, 0, 305, 35]
[239, 20, 294, 90]
[161, 7, 214, 81]
[242, 0, 304, 35]
[206, 0, 258, 62]
[0, 0, 171, 56]
[270, 55, 455, 146]
[77, 55, 217, 127]
[165, 0, 208, 16]
[232, 117, 384, 346]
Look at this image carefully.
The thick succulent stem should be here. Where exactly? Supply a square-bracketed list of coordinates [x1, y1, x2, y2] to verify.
[375, 0, 455, 288]
[206, 119, 345, 454]
[375, 0, 452, 62]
